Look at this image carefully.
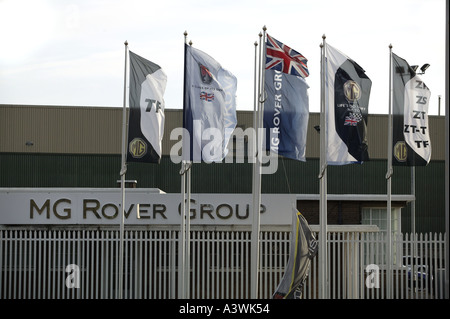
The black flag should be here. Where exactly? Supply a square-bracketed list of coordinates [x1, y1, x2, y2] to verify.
[127, 51, 167, 164]
[325, 44, 371, 164]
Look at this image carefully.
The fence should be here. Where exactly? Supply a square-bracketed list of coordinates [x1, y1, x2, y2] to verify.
[0, 226, 447, 299]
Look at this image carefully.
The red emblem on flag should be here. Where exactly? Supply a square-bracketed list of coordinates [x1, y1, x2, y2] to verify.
[198, 63, 213, 84]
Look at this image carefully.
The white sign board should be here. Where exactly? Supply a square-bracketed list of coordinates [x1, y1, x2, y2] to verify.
[0, 188, 295, 226]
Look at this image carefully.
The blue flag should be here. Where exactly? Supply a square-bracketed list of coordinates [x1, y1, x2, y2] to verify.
[263, 70, 309, 161]
[266, 34, 309, 78]
[264, 35, 309, 162]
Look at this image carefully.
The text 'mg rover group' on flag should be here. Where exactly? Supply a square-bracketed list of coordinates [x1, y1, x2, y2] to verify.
[263, 34, 310, 162]
[272, 207, 318, 299]
[127, 51, 167, 164]
[183, 44, 237, 163]
[325, 44, 372, 165]
[392, 53, 431, 166]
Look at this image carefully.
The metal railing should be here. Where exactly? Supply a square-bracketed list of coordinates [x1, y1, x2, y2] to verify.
[0, 226, 446, 299]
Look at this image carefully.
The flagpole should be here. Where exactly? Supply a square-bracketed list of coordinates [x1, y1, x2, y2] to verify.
[179, 161, 186, 298]
[411, 166, 415, 235]
[185, 162, 191, 299]
[179, 31, 188, 299]
[250, 26, 265, 299]
[411, 165, 416, 263]
[179, 160, 191, 299]
[318, 34, 328, 299]
[118, 40, 128, 300]
[445, 0, 449, 299]
[184, 38, 193, 299]
[386, 43, 394, 299]
[252, 39, 259, 168]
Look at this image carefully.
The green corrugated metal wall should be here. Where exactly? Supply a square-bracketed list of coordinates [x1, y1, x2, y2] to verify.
[1, 153, 445, 233]
[405, 161, 446, 233]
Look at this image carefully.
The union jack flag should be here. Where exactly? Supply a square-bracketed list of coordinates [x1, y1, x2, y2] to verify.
[266, 34, 309, 78]
[200, 91, 214, 102]
[344, 113, 361, 126]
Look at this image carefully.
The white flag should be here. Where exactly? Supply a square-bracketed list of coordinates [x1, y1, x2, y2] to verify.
[183, 44, 237, 163]
[392, 53, 431, 166]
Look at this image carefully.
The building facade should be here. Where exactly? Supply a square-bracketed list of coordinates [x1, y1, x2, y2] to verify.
[0, 104, 446, 233]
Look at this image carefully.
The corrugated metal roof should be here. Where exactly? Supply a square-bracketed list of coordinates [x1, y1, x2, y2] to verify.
[1, 105, 122, 154]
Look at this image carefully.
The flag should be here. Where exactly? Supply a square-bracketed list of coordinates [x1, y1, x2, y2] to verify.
[266, 34, 309, 78]
[263, 70, 309, 161]
[183, 44, 237, 163]
[264, 34, 310, 162]
[325, 44, 371, 165]
[392, 53, 431, 166]
[272, 208, 318, 299]
[127, 51, 167, 164]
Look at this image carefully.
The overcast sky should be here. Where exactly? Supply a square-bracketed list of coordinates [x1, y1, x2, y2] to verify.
[0, 0, 446, 115]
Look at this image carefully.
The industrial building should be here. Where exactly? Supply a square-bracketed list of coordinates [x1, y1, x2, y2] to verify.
[0, 104, 446, 233]
[0, 104, 447, 299]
